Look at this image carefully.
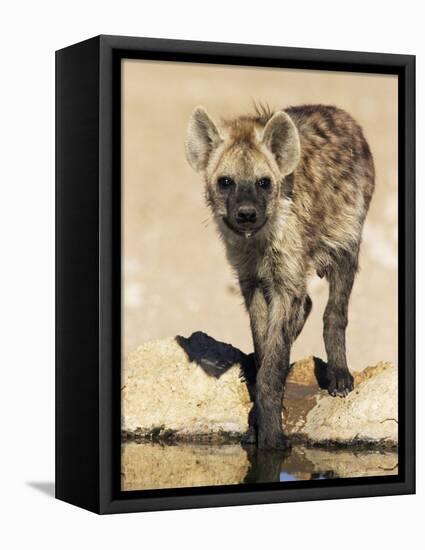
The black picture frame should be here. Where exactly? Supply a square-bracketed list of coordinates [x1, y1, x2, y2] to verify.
[56, 35, 415, 514]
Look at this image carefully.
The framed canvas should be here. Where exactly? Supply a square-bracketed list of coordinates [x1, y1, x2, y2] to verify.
[56, 35, 415, 514]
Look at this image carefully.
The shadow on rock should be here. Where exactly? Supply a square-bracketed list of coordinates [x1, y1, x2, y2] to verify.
[312, 356, 331, 390]
[176, 332, 331, 389]
[176, 331, 256, 385]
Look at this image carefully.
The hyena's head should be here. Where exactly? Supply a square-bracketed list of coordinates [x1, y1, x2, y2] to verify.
[185, 106, 300, 239]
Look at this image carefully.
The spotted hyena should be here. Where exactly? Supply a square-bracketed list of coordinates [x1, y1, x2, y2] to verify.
[185, 104, 375, 449]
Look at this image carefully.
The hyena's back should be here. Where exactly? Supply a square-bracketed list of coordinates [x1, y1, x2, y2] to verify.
[280, 104, 375, 270]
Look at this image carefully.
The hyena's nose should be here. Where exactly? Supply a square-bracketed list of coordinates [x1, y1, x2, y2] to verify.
[236, 205, 257, 224]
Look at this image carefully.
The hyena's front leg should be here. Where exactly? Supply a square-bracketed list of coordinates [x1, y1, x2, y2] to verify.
[255, 294, 305, 449]
[323, 257, 356, 397]
[241, 285, 268, 444]
[244, 289, 311, 447]
[247, 286, 268, 368]
[292, 294, 312, 341]
[245, 287, 311, 364]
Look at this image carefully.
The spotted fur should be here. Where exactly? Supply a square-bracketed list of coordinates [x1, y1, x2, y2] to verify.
[186, 104, 375, 449]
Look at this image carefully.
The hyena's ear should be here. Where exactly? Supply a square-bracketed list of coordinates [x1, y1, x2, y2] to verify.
[261, 112, 301, 175]
[185, 107, 223, 172]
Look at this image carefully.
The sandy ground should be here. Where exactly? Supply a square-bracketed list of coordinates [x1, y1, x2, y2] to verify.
[122, 59, 398, 371]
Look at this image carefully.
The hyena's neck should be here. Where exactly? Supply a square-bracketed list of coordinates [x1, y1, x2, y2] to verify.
[223, 202, 306, 297]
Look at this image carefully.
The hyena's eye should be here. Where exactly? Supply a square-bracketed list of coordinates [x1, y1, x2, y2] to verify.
[257, 177, 271, 190]
[217, 177, 234, 190]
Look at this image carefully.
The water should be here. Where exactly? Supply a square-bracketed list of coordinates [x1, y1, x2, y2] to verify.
[121, 442, 398, 491]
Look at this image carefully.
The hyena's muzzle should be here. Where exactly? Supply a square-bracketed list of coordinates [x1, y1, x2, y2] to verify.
[222, 178, 270, 236]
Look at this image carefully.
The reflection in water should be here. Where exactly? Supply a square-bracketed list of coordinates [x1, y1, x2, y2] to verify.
[121, 442, 398, 491]
[243, 446, 291, 484]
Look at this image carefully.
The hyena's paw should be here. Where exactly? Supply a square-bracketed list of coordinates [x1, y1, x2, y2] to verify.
[257, 430, 292, 450]
[241, 426, 257, 445]
[327, 367, 354, 397]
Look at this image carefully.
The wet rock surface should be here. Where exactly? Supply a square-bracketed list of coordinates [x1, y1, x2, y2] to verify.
[283, 358, 397, 447]
[122, 332, 397, 447]
[289, 365, 397, 446]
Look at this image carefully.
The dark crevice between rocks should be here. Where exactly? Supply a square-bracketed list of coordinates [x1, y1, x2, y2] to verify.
[122, 427, 243, 445]
[288, 433, 398, 451]
[122, 427, 398, 451]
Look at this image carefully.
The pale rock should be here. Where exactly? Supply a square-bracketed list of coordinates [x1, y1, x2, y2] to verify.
[293, 366, 398, 445]
[122, 332, 252, 439]
[122, 332, 397, 447]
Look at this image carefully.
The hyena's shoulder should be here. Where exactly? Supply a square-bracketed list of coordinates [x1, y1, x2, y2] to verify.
[284, 104, 375, 201]
[274, 105, 375, 263]
[285, 104, 370, 158]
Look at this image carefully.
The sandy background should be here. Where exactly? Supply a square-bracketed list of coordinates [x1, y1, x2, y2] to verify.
[122, 59, 398, 371]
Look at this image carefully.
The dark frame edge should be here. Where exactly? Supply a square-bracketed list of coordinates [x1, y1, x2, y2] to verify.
[56, 35, 415, 515]
[101, 480, 414, 515]
[401, 54, 416, 495]
[100, 37, 415, 515]
[99, 34, 414, 69]
[101, 37, 415, 514]
[55, 35, 102, 514]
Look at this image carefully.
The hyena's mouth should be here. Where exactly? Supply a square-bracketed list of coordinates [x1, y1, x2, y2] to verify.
[222, 216, 268, 237]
